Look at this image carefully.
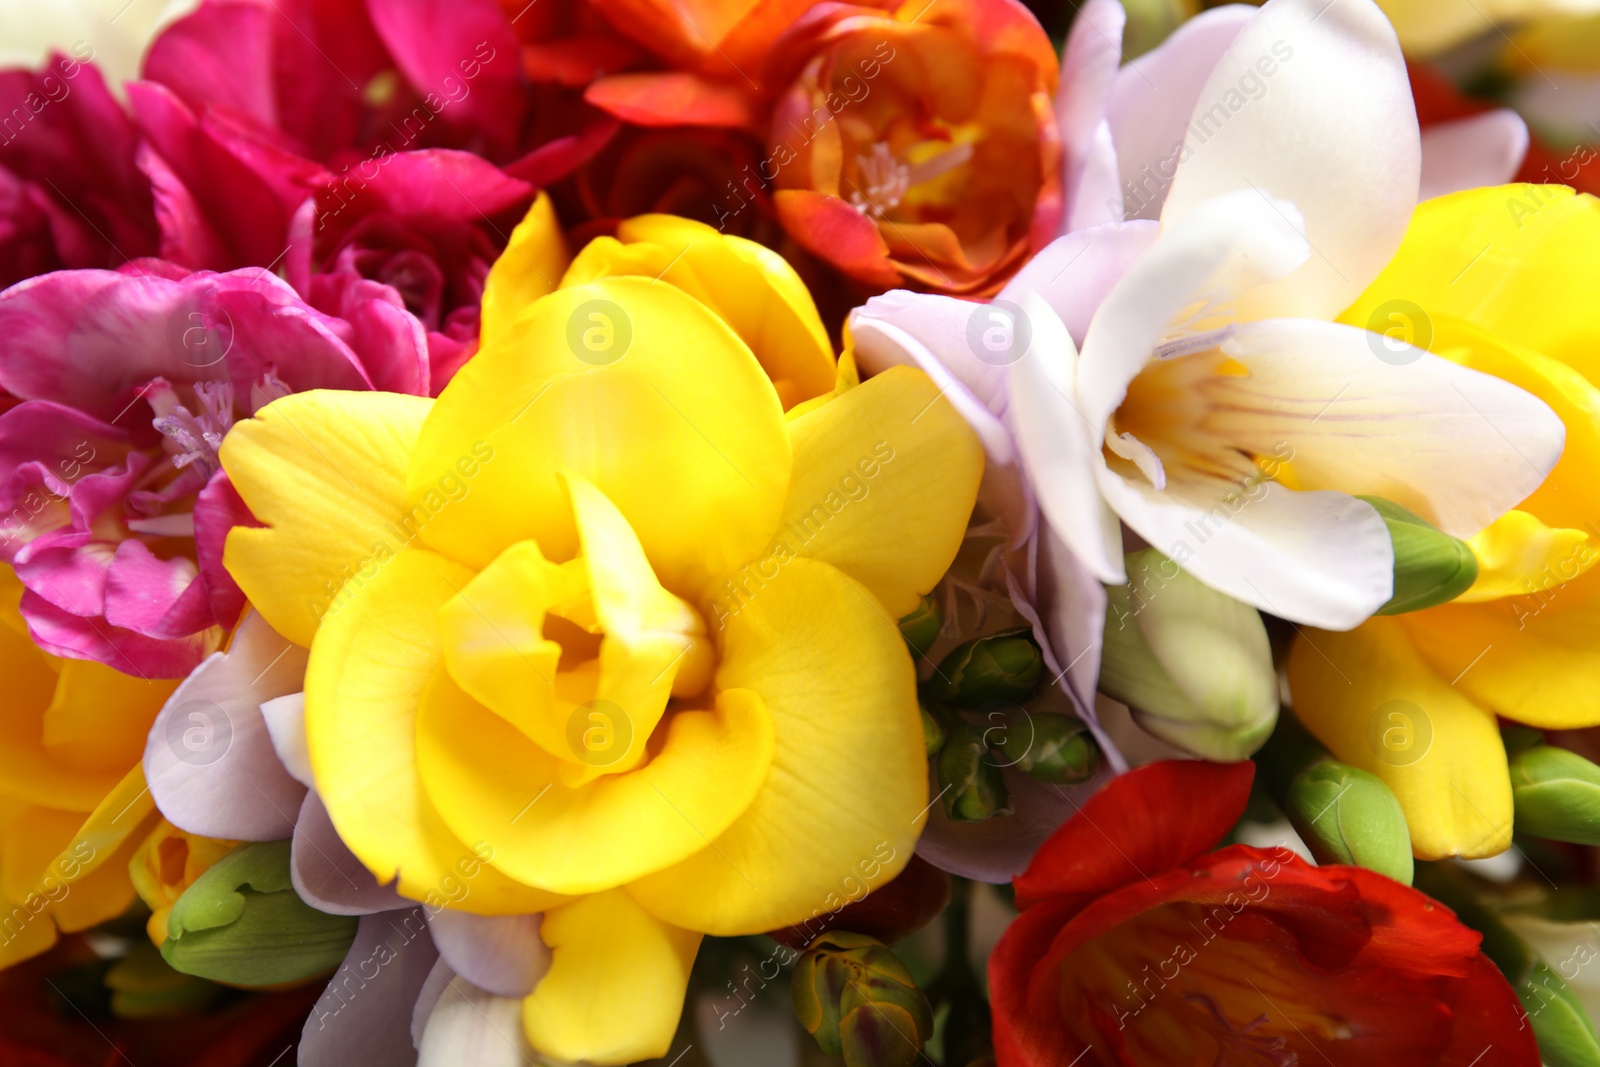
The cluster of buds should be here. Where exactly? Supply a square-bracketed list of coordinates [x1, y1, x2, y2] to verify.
[792, 932, 935, 1067]
[903, 601, 1098, 823]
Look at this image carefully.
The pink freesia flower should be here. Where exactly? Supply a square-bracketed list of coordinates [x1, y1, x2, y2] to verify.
[0, 261, 430, 677]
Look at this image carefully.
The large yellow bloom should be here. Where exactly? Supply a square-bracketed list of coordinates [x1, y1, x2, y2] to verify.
[1289, 184, 1600, 860]
[219, 220, 982, 1063]
[0, 568, 171, 966]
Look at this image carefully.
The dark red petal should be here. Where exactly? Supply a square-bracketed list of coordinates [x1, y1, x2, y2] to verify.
[1012, 759, 1254, 910]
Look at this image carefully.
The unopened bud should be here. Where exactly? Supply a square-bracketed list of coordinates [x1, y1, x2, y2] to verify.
[1359, 496, 1479, 615]
[993, 712, 1098, 784]
[1510, 744, 1600, 845]
[937, 724, 1011, 822]
[1099, 550, 1278, 760]
[161, 840, 358, 986]
[1285, 760, 1413, 884]
[792, 932, 934, 1067]
[925, 628, 1042, 710]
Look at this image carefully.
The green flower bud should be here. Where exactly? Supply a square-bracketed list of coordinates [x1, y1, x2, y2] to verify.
[161, 840, 358, 986]
[1358, 496, 1479, 615]
[926, 628, 1042, 710]
[1099, 550, 1278, 760]
[937, 724, 1011, 822]
[993, 712, 1098, 785]
[898, 595, 942, 658]
[792, 932, 934, 1067]
[1284, 759, 1413, 884]
[1510, 745, 1600, 845]
[921, 705, 946, 758]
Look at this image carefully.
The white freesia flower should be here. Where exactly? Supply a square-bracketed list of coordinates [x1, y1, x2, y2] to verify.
[852, 0, 1565, 632]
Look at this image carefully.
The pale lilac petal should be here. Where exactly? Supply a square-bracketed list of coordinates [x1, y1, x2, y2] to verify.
[261, 693, 313, 789]
[1034, 525, 1112, 745]
[998, 221, 1159, 346]
[850, 290, 1006, 408]
[1419, 110, 1529, 201]
[293, 791, 409, 916]
[300, 908, 438, 1067]
[143, 610, 309, 839]
[426, 911, 549, 999]
[1056, 0, 1128, 231]
[1006, 291, 1124, 583]
[1105, 4, 1256, 221]
[1161, 0, 1420, 320]
[411, 959, 456, 1050]
[415, 973, 537, 1067]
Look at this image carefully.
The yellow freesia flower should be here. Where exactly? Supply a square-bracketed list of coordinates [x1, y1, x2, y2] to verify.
[218, 242, 982, 1062]
[1289, 184, 1600, 860]
[0, 568, 171, 966]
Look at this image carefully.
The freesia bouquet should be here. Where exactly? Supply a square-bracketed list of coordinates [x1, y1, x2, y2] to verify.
[4, 0, 1600, 1064]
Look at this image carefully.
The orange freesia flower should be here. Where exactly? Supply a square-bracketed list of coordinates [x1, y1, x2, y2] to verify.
[582, 0, 1063, 296]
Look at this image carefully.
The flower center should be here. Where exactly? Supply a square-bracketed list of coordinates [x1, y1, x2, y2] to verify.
[848, 139, 975, 220]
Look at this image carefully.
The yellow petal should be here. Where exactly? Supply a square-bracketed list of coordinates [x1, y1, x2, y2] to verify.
[1458, 509, 1597, 603]
[415, 671, 775, 894]
[744, 365, 982, 621]
[304, 546, 564, 915]
[1417, 317, 1600, 537]
[566, 471, 714, 776]
[1404, 584, 1600, 730]
[437, 540, 566, 757]
[481, 192, 569, 347]
[220, 390, 435, 647]
[1340, 184, 1600, 384]
[42, 659, 174, 782]
[523, 889, 700, 1067]
[0, 612, 172, 811]
[1286, 618, 1512, 860]
[408, 278, 790, 597]
[627, 557, 923, 934]
[562, 214, 836, 409]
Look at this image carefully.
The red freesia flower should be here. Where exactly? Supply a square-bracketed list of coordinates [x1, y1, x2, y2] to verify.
[990, 760, 1537, 1067]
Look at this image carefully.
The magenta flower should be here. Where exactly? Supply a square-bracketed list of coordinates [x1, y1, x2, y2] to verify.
[0, 262, 430, 677]
[0, 50, 158, 289]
